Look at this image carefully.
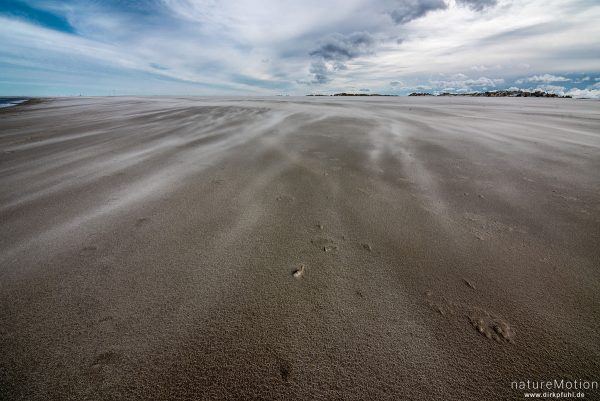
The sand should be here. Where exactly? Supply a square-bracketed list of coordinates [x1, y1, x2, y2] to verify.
[0, 96, 599, 400]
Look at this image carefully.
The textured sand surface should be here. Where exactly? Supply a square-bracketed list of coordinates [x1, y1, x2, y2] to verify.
[1, 97, 599, 400]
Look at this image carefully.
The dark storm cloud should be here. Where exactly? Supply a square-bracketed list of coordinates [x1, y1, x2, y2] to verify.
[388, 0, 447, 25]
[455, 0, 498, 11]
[309, 32, 376, 61]
[307, 32, 376, 84]
[304, 0, 455, 84]
[309, 60, 331, 84]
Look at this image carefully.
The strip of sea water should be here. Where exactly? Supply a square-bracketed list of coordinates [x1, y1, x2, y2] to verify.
[0, 97, 28, 108]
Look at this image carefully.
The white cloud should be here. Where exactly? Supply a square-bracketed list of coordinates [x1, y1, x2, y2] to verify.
[532, 85, 567, 94]
[565, 88, 600, 98]
[429, 74, 504, 91]
[521, 84, 600, 99]
[516, 74, 571, 84]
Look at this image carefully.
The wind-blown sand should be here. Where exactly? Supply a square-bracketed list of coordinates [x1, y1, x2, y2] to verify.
[1, 97, 599, 400]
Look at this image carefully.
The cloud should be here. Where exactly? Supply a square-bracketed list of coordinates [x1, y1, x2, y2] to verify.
[309, 32, 376, 61]
[477, 22, 571, 46]
[429, 73, 504, 91]
[309, 60, 332, 84]
[516, 74, 571, 84]
[565, 87, 600, 98]
[516, 83, 600, 99]
[388, 0, 447, 25]
[531, 84, 567, 94]
[308, 31, 376, 83]
[455, 0, 498, 12]
[573, 75, 591, 83]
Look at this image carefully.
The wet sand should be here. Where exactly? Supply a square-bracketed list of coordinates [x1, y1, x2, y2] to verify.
[1, 97, 599, 400]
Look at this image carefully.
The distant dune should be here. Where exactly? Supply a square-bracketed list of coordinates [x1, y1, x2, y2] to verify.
[1, 97, 599, 400]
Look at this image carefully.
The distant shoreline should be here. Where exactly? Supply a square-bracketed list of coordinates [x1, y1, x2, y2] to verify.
[307, 93, 398, 97]
[408, 90, 572, 98]
[306, 90, 572, 98]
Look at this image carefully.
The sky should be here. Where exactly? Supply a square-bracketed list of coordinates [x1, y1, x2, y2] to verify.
[1, 0, 599, 97]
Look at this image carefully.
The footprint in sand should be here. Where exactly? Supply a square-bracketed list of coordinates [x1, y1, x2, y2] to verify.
[425, 290, 515, 343]
[88, 350, 122, 379]
[311, 236, 338, 253]
[463, 212, 526, 241]
[97, 316, 117, 333]
[278, 360, 292, 382]
[91, 350, 120, 367]
[80, 245, 98, 256]
[468, 309, 515, 343]
[552, 192, 579, 202]
[276, 194, 295, 203]
[135, 217, 150, 228]
[361, 243, 373, 252]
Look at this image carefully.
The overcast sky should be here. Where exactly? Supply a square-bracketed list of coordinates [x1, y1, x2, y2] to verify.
[1, 0, 599, 97]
